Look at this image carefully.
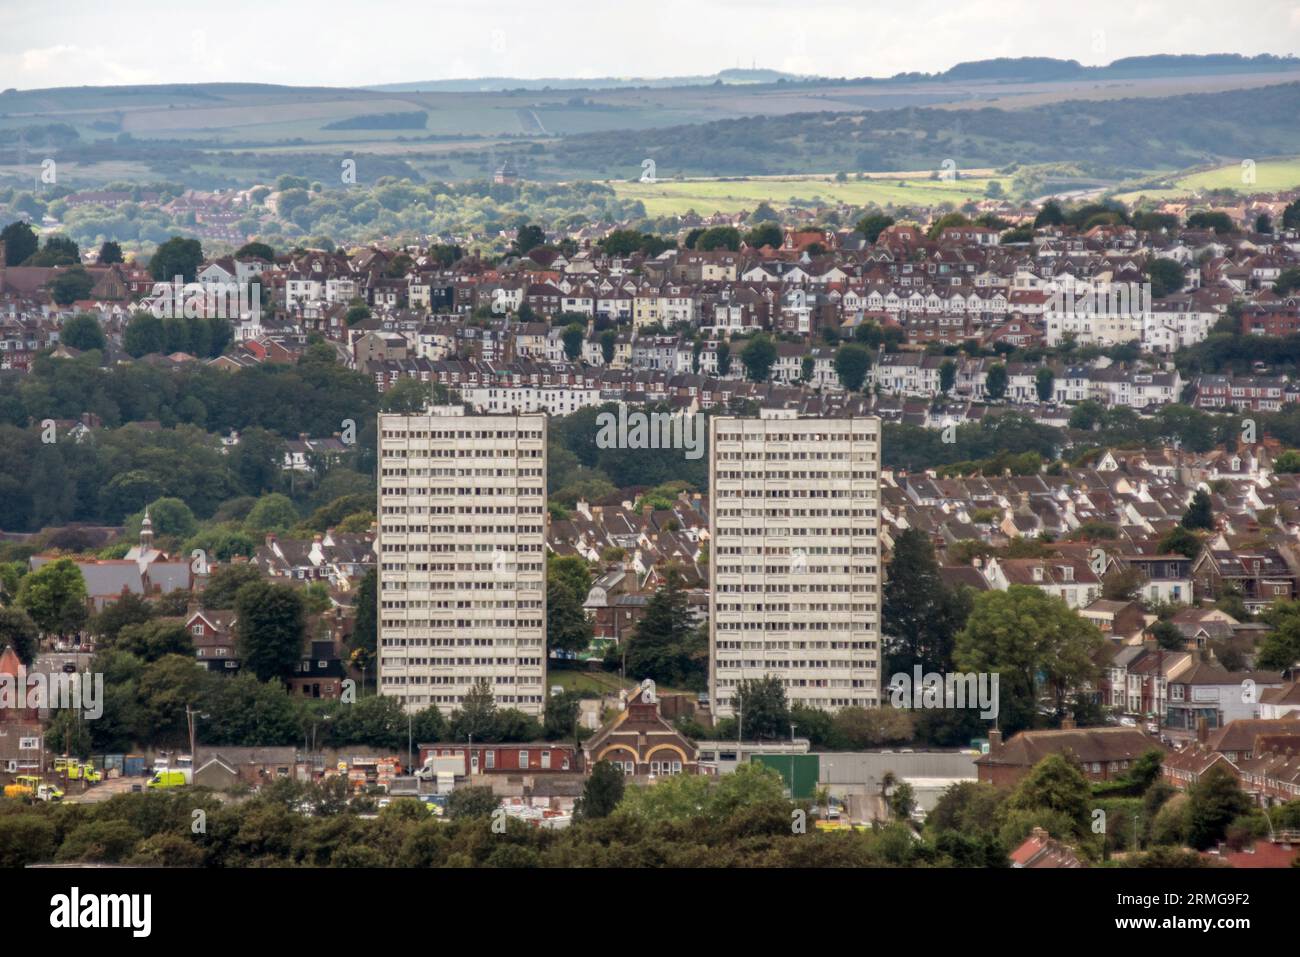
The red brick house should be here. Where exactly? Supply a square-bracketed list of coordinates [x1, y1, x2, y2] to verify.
[287, 639, 346, 700]
[581, 680, 699, 776]
[1010, 827, 1084, 868]
[976, 725, 1165, 787]
[185, 609, 240, 673]
[418, 742, 579, 775]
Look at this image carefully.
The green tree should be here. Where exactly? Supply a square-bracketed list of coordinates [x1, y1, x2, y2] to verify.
[17, 558, 87, 639]
[446, 785, 501, 819]
[830, 706, 915, 749]
[234, 581, 306, 682]
[985, 363, 1008, 400]
[927, 212, 970, 240]
[618, 771, 712, 822]
[1159, 525, 1202, 560]
[149, 236, 204, 282]
[244, 493, 299, 534]
[28, 235, 81, 267]
[834, 343, 872, 392]
[96, 240, 124, 264]
[1272, 267, 1300, 296]
[1258, 600, 1300, 674]
[449, 677, 498, 742]
[561, 322, 585, 362]
[513, 223, 546, 256]
[1181, 488, 1214, 530]
[1186, 211, 1235, 235]
[1006, 753, 1091, 837]
[623, 570, 704, 690]
[575, 759, 625, 819]
[1034, 201, 1064, 228]
[696, 226, 741, 251]
[1148, 258, 1185, 298]
[855, 213, 895, 243]
[1, 221, 38, 266]
[883, 528, 968, 674]
[201, 563, 263, 610]
[89, 592, 154, 643]
[123, 311, 165, 357]
[48, 267, 95, 306]
[379, 376, 436, 414]
[955, 586, 1105, 731]
[734, 674, 790, 741]
[888, 781, 916, 820]
[1035, 366, 1055, 403]
[543, 689, 580, 740]
[707, 761, 788, 816]
[114, 620, 193, 662]
[744, 223, 783, 249]
[1151, 620, 1186, 652]
[740, 334, 777, 383]
[928, 780, 1004, 839]
[939, 358, 957, 394]
[1186, 764, 1251, 850]
[234, 241, 275, 261]
[0, 607, 40, 666]
[135, 497, 198, 541]
[352, 567, 377, 657]
[60, 313, 106, 352]
[547, 555, 593, 657]
[231, 429, 285, 495]
[1279, 198, 1300, 231]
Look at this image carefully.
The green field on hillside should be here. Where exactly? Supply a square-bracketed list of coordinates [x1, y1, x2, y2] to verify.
[1112, 157, 1300, 204]
[610, 172, 1011, 216]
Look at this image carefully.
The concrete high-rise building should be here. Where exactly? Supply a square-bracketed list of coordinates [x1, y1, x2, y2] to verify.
[377, 406, 547, 716]
[709, 410, 882, 715]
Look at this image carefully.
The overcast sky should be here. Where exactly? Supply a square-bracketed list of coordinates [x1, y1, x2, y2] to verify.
[3, 0, 1300, 89]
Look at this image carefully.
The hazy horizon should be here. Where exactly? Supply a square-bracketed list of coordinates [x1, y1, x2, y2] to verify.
[3, 0, 1300, 90]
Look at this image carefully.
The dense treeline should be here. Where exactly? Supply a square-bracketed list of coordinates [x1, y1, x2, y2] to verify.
[43, 599, 585, 756]
[1, 177, 649, 251]
[0, 348, 379, 532]
[1179, 329, 1300, 377]
[0, 345, 376, 436]
[4, 748, 1291, 867]
[545, 82, 1300, 179]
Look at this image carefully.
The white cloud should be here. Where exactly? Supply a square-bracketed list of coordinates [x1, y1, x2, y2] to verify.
[10, 44, 158, 87]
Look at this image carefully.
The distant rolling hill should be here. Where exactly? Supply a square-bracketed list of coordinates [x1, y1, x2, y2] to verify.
[366, 68, 808, 92]
[3, 55, 1300, 190]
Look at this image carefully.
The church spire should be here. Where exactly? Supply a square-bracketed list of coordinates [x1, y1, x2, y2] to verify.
[140, 506, 153, 550]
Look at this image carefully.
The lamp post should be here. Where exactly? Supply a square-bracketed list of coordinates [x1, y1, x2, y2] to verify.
[789, 723, 798, 801]
[310, 714, 331, 777]
[185, 707, 209, 780]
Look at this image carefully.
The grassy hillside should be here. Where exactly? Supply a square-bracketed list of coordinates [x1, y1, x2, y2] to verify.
[610, 171, 1010, 216]
[2, 68, 1300, 192]
[533, 82, 1300, 181]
